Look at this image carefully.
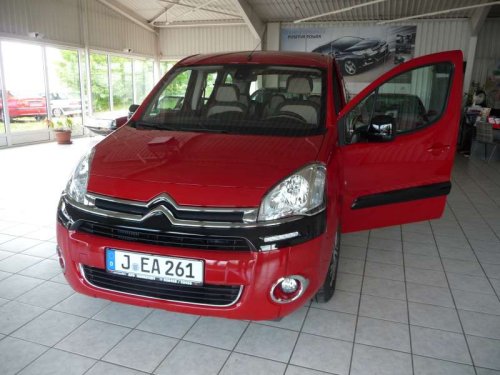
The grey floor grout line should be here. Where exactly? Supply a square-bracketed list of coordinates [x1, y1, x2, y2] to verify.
[429, 206, 478, 375]
[283, 302, 312, 373]
[215, 320, 251, 375]
[446, 185, 500, 303]
[346, 230, 370, 375]
[400, 225, 415, 375]
[452, 170, 500, 243]
[149, 314, 201, 374]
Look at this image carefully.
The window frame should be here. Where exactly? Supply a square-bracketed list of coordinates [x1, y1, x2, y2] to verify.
[339, 62, 455, 146]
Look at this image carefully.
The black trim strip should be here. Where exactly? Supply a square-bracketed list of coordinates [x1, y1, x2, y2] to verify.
[352, 181, 451, 210]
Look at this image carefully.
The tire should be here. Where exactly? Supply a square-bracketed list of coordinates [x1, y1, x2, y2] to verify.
[52, 108, 63, 117]
[34, 115, 46, 121]
[314, 228, 341, 303]
[343, 60, 358, 76]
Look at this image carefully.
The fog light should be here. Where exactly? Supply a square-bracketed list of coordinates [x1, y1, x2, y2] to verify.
[280, 278, 298, 293]
[56, 246, 66, 272]
[270, 275, 309, 304]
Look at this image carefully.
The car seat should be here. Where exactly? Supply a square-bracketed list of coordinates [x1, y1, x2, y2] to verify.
[206, 84, 247, 118]
[276, 76, 319, 124]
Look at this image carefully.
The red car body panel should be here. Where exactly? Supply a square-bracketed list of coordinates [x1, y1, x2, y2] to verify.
[57, 50, 463, 320]
[89, 128, 324, 206]
[339, 50, 463, 232]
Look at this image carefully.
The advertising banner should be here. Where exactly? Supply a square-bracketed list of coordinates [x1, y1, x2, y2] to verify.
[281, 25, 417, 94]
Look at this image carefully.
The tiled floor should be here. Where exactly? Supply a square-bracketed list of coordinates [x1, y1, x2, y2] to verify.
[0, 138, 500, 374]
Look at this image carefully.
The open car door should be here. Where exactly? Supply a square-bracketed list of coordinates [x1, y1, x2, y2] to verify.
[338, 50, 463, 233]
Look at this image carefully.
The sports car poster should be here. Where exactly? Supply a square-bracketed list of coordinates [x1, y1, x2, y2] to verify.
[281, 25, 417, 94]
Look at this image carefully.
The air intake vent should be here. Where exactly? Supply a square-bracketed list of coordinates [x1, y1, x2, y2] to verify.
[82, 266, 242, 306]
[78, 221, 252, 251]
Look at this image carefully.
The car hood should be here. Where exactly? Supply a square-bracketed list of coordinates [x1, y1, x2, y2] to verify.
[88, 126, 325, 207]
[346, 39, 384, 51]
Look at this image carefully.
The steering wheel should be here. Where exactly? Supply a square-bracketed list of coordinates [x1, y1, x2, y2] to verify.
[266, 111, 307, 123]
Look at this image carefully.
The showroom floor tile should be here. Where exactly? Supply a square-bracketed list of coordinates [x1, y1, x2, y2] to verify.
[0, 139, 500, 374]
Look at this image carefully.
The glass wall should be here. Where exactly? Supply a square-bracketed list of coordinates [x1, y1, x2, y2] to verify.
[160, 61, 177, 77]
[1, 41, 47, 133]
[110, 56, 133, 112]
[90, 53, 110, 114]
[134, 59, 154, 104]
[46, 47, 84, 135]
[0, 68, 5, 136]
[0, 39, 156, 146]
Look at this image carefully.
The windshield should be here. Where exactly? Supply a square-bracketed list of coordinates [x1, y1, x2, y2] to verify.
[138, 64, 326, 136]
[331, 37, 363, 49]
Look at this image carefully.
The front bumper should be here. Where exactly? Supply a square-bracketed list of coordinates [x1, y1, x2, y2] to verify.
[57, 197, 332, 320]
[358, 46, 389, 67]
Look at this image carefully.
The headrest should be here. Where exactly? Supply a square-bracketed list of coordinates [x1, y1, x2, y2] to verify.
[215, 85, 239, 102]
[287, 76, 313, 95]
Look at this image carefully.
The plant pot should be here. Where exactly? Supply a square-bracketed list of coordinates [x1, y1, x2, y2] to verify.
[54, 130, 72, 145]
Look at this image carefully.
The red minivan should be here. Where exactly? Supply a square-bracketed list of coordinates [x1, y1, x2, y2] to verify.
[57, 50, 463, 320]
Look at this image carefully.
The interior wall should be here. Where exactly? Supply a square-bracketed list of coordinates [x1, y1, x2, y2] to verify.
[0, 0, 157, 56]
[86, 0, 156, 56]
[0, 0, 81, 46]
[159, 25, 259, 60]
[472, 19, 500, 87]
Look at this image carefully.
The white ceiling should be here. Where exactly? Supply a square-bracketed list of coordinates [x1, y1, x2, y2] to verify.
[111, 0, 500, 27]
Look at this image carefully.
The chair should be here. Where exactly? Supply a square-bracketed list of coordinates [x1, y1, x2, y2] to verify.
[475, 122, 500, 162]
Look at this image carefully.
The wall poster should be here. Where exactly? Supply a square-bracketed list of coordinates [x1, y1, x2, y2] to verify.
[281, 25, 417, 94]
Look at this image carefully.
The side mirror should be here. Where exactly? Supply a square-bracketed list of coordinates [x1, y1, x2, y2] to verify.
[367, 115, 395, 142]
[113, 116, 128, 129]
[128, 104, 140, 119]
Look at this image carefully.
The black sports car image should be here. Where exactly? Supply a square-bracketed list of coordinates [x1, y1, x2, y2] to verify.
[313, 36, 389, 76]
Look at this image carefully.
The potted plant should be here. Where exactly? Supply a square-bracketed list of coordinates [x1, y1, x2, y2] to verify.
[46, 117, 73, 144]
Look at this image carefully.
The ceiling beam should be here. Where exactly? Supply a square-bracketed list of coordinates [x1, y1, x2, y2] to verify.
[154, 20, 247, 28]
[97, 0, 157, 33]
[232, 0, 265, 40]
[294, 0, 386, 23]
[156, 0, 221, 25]
[378, 1, 500, 24]
[156, 0, 241, 19]
[470, 5, 491, 35]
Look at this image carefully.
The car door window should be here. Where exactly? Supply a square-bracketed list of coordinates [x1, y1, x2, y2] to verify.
[344, 62, 453, 144]
[157, 69, 192, 111]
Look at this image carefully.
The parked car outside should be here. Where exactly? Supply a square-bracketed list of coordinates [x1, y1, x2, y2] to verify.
[0, 91, 46, 120]
[50, 92, 82, 117]
[313, 36, 389, 76]
[57, 50, 463, 320]
[84, 110, 129, 135]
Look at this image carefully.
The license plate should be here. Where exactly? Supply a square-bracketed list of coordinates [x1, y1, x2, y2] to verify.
[105, 249, 203, 285]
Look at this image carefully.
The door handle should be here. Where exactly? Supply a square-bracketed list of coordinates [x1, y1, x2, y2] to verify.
[427, 144, 450, 155]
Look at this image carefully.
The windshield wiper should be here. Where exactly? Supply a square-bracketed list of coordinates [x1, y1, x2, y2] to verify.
[131, 121, 176, 131]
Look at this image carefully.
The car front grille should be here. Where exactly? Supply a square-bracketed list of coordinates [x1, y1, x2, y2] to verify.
[77, 221, 252, 251]
[81, 265, 242, 306]
[94, 197, 245, 222]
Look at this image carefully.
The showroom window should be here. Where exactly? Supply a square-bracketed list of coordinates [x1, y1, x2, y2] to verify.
[1, 41, 47, 133]
[160, 61, 177, 77]
[90, 53, 111, 114]
[111, 56, 133, 112]
[0, 39, 155, 146]
[46, 47, 84, 135]
[134, 59, 154, 104]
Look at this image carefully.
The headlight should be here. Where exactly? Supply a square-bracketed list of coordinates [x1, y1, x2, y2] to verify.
[65, 148, 95, 204]
[352, 48, 371, 55]
[258, 164, 326, 222]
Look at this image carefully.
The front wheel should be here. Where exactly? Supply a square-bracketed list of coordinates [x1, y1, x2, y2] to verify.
[314, 228, 341, 303]
[343, 60, 358, 76]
